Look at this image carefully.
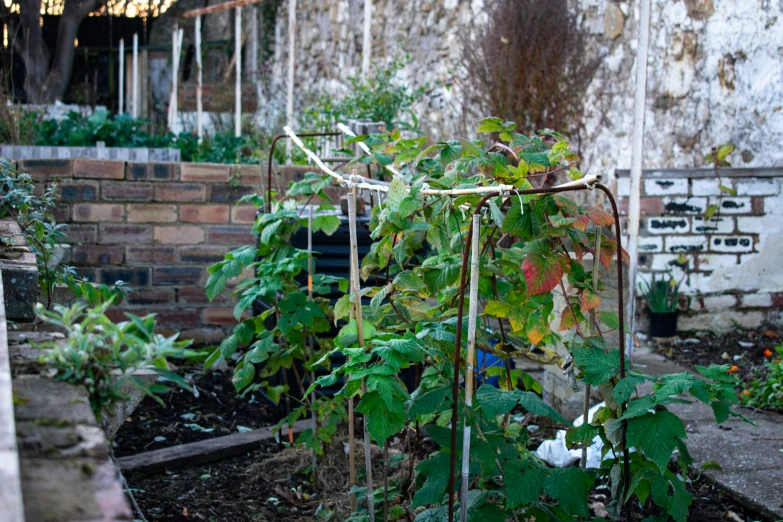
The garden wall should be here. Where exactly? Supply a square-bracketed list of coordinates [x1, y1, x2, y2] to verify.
[616, 167, 783, 333]
[21, 158, 338, 344]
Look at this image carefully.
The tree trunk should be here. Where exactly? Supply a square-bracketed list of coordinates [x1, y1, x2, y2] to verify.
[15, 0, 50, 103]
[14, 0, 101, 103]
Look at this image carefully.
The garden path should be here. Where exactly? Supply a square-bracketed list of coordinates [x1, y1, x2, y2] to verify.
[633, 349, 783, 520]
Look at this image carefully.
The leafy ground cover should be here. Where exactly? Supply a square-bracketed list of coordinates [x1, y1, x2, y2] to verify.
[114, 368, 277, 456]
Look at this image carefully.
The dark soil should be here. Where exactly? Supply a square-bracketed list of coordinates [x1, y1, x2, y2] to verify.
[125, 430, 769, 522]
[114, 369, 278, 457]
[657, 327, 780, 384]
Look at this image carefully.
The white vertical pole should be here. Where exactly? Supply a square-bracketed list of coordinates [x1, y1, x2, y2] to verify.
[118, 39, 124, 114]
[286, 0, 296, 156]
[132, 33, 139, 118]
[362, 0, 371, 79]
[459, 214, 480, 522]
[195, 15, 203, 143]
[625, 0, 652, 360]
[169, 24, 179, 133]
[235, 6, 242, 138]
[251, 7, 259, 83]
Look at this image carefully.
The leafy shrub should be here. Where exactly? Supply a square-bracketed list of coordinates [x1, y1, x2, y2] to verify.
[35, 301, 195, 418]
[742, 344, 783, 411]
[205, 115, 746, 521]
[639, 272, 681, 313]
[462, 0, 597, 136]
[300, 57, 423, 133]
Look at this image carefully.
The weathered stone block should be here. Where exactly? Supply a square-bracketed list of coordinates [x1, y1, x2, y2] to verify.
[710, 235, 754, 253]
[644, 178, 688, 196]
[647, 217, 690, 234]
[664, 235, 707, 253]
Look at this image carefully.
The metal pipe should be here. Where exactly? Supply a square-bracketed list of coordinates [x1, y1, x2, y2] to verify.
[265, 132, 342, 213]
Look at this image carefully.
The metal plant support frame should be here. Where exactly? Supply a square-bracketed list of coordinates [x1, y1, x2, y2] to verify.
[266, 132, 375, 213]
[277, 126, 630, 520]
[445, 183, 630, 522]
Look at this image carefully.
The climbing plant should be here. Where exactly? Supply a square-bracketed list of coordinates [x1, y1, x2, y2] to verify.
[206, 117, 745, 521]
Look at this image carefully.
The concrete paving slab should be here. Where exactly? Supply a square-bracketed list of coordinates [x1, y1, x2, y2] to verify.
[632, 349, 783, 519]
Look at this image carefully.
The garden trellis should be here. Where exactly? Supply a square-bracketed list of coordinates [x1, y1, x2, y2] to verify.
[205, 118, 747, 521]
[283, 124, 629, 521]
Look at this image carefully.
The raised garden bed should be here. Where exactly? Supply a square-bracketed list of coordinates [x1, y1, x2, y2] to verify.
[114, 369, 277, 457]
[657, 327, 780, 401]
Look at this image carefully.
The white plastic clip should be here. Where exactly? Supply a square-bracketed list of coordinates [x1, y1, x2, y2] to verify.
[517, 191, 525, 215]
[583, 176, 595, 192]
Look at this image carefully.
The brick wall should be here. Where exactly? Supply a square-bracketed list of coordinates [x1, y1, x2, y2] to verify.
[616, 168, 783, 333]
[20, 158, 335, 344]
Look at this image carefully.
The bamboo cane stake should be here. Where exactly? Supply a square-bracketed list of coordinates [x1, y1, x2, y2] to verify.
[308, 205, 318, 484]
[459, 213, 481, 522]
[118, 39, 124, 114]
[348, 187, 375, 522]
[195, 15, 203, 143]
[348, 267, 357, 511]
[581, 228, 602, 469]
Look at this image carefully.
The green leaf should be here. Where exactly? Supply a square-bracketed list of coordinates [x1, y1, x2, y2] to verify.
[232, 363, 255, 392]
[408, 385, 451, 418]
[504, 459, 546, 508]
[386, 179, 408, 212]
[412, 452, 452, 508]
[204, 348, 222, 370]
[355, 390, 406, 444]
[312, 215, 341, 235]
[205, 270, 227, 302]
[516, 390, 569, 425]
[414, 506, 448, 522]
[399, 196, 420, 218]
[566, 423, 599, 448]
[573, 347, 620, 385]
[333, 294, 353, 324]
[704, 204, 719, 219]
[597, 311, 619, 329]
[543, 467, 595, 518]
[626, 411, 687, 474]
[613, 374, 645, 404]
[484, 299, 512, 318]
[394, 270, 427, 292]
[476, 384, 517, 418]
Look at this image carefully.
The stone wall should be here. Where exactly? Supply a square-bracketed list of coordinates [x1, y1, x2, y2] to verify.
[255, 0, 783, 176]
[616, 167, 783, 332]
[20, 158, 331, 344]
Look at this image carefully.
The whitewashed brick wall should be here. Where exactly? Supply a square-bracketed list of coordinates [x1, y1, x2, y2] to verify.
[617, 168, 783, 333]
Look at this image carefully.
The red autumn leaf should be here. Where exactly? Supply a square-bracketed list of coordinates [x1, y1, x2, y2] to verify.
[568, 213, 589, 231]
[584, 206, 615, 226]
[553, 195, 579, 214]
[581, 289, 601, 311]
[558, 307, 576, 331]
[598, 239, 630, 269]
[522, 251, 566, 296]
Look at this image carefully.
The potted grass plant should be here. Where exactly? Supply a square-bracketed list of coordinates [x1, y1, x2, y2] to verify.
[640, 272, 681, 338]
